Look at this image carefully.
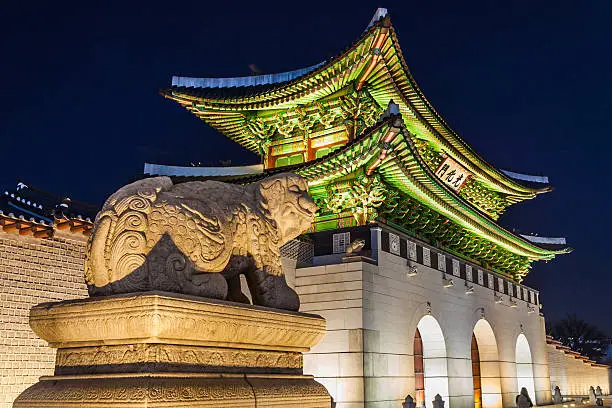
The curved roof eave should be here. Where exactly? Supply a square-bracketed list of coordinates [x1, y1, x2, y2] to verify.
[171, 61, 326, 89]
[161, 10, 552, 198]
[379, 24, 552, 196]
[160, 14, 383, 105]
[285, 108, 571, 259]
[384, 116, 571, 258]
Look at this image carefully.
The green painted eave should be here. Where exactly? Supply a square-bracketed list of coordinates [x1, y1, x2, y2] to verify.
[282, 114, 570, 263]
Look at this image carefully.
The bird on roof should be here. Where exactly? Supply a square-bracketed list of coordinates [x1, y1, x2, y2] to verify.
[248, 64, 264, 76]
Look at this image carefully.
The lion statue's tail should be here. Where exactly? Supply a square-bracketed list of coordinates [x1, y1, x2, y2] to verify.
[85, 177, 173, 291]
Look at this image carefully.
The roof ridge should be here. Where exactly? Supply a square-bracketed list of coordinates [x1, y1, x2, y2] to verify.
[165, 8, 389, 92]
[12, 181, 98, 211]
[172, 62, 326, 89]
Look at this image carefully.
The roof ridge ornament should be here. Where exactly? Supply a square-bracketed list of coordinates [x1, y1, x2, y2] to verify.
[367, 8, 388, 29]
[501, 170, 550, 184]
[519, 235, 567, 245]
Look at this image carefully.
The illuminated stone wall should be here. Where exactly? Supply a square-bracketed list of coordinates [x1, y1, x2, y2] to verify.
[547, 343, 609, 396]
[296, 226, 553, 408]
[0, 232, 87, 408]
[297, 261, 369, 407]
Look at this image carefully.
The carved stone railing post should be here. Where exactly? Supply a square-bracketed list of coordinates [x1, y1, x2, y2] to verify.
[432, 394, 445, 408]
[403, 395, 416, 408]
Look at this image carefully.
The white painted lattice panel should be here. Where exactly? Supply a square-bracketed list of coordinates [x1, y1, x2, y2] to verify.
[423, 247, 431, 266]
[466, 265, 473, 282]
[332, 232, 350, 254]
[389, 233, 400, 256]
[408, 240, 417, 261]
[452, 259, 460, 276]
[438, 253, 446, 272]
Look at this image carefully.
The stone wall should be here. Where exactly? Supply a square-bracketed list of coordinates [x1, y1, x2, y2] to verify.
[0, 231, 88, 408]
[547, 342, 609, 396]
[298, 261, 368, 408]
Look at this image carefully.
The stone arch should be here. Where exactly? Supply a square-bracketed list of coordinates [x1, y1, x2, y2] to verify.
[516, 333, 536, 404]
[472, 319, 503, 408]
[415, 315, 450, 408]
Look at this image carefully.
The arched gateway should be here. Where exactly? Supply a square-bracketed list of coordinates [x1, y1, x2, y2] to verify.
[472, 320, 503, 408]
[415, 315, 450, 408]
[516, 333, 536, 404]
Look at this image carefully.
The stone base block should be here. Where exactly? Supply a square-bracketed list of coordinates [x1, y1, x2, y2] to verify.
[14, 373, 330, 407]
[13, 292, 331, 407]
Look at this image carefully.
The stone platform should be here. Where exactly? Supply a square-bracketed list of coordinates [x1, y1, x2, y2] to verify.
[14, 291, 331, 407]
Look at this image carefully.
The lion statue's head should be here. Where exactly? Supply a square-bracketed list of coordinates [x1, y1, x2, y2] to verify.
[250, 173, 317, 242]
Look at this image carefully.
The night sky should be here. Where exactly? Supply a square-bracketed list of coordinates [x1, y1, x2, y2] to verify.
[2, 1, 610, 331]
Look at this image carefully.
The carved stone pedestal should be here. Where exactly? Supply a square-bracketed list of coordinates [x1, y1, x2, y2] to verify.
[14, 291, 331, 407]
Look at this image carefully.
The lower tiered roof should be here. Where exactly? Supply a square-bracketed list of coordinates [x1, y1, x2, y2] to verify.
[145, 105, 570, 281]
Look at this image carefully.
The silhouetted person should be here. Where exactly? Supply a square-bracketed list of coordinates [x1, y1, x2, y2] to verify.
[553, 385, 562, 404]
[516, 387, 533, 408]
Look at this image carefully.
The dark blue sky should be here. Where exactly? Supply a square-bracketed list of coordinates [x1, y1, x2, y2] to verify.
[1, 1, 610, 330]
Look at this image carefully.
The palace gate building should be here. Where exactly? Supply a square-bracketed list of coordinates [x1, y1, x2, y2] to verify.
[149, 8, 611, 408]
[146, 7, 612, 408]
[1, 7, 609, 408]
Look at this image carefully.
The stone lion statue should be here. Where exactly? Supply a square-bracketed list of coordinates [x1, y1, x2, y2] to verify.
[84, 173, 317, 311]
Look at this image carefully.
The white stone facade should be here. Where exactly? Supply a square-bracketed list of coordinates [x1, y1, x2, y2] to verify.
[0, 223, 608, 408]
[288, 225, 588, 408]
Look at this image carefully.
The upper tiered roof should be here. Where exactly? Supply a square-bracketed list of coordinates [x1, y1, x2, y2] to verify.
[161, 8, 551, 205]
